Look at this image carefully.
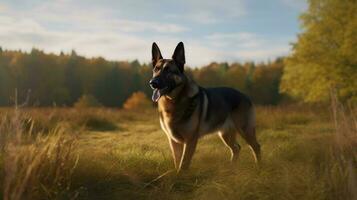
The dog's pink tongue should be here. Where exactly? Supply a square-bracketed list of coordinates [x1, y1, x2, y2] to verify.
[152, 89, 161, 102]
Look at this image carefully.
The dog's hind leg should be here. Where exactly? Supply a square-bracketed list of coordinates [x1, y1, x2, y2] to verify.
[242, 126, 261, 163]
[219, 130, 241, 162]
[169, 139, 184, 169]
[233, 107, 261, 163]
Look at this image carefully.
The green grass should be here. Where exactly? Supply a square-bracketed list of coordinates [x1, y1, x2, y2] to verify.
[0, 105, 355, 200]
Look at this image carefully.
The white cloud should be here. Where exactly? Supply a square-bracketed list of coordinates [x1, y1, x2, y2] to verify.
[106, 19, 188, 33]
[0, 3, 7, 12]
[200, 32, 293, 64]
[1, 1, 188, 34]
[206, 32, 263, 48]
[189, 0, 246, 23]
[231, 46, 290, 60]
[0, 0, 294, 66]
[165, 0, 246, 24]
[0, 14, 292, 66]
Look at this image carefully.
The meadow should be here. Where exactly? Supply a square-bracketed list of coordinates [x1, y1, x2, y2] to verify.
[0, 103, 356, 200]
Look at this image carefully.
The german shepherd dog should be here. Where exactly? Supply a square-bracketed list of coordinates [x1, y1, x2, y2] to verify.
[149, 42, 261, 172]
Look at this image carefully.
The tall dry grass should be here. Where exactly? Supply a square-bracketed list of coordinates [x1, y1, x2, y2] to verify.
[0, 101, 355, 200]
[329, 94, 357, 200]
[0, 108, 79, 200]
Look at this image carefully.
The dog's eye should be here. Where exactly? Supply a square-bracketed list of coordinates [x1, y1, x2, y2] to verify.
[153, 67, 160, 72]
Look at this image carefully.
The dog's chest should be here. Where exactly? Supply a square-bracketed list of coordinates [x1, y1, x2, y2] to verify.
[159, 111, 183, 142]
[159, 109, 199, 143]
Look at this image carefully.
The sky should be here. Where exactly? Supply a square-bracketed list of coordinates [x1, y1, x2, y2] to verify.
[0, 0, 307, 67]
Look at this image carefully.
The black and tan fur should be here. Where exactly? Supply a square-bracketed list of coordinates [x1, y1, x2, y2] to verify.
[149, 42, 261, 172]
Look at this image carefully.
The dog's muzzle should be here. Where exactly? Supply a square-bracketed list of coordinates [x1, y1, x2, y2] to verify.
[149, 77, 176, 102]
[149, 78, 161, 89]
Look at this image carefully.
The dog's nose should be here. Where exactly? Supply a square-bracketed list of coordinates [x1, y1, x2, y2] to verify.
[149, 79, 160, 89]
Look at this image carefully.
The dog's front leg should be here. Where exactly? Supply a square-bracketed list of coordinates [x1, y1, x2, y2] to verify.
[169, 139, 184, 169]
[178, 137, 198, 172]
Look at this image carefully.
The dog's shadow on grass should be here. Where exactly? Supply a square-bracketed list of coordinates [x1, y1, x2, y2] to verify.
[141, 168, 214, 194]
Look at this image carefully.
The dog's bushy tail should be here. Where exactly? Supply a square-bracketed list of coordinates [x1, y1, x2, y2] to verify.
[247, 105, 256, 129]
[246, 106, 261, 163]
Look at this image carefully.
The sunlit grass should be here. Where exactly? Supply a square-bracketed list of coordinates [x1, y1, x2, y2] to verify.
[0, 104, 355, 200]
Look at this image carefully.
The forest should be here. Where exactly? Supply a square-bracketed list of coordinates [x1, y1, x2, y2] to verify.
[0, 48, 284, 107]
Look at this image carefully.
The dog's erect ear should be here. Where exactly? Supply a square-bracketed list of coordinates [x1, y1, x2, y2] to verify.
[152, 42, 163, 67]
[172, 42, 185, 72]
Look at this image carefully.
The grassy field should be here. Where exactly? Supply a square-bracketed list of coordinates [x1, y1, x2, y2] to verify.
[0, 104, 356, 200]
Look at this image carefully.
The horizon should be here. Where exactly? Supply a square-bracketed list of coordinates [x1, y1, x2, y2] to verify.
[0, 0, 307, 67]
[0, 45, 286, 67]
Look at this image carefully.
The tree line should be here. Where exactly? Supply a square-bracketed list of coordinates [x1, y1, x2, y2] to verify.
[0, 48, 284, 107]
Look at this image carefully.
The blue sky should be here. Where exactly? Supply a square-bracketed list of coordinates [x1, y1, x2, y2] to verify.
[0, 0, 307, 66]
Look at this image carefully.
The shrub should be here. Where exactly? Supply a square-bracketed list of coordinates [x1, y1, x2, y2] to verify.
[123, 91, 152, 110]
[82, 114, 118, 131]
[74, 95, 102, 108]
